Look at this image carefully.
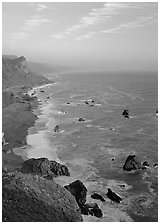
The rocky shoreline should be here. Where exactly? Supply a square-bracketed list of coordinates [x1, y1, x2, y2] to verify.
[2, 84, 85, 222]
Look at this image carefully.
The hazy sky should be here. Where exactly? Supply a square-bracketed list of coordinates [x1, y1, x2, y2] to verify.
[2, 2, 158, 71]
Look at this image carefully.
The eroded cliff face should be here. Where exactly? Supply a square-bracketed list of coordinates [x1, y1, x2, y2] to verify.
[2, 55, 50, 89]
[14, 56, 29, 74]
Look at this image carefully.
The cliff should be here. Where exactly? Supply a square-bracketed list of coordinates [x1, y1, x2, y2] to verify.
[2, 55, 50, 89]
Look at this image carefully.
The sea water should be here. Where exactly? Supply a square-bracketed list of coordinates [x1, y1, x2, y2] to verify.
[25, 71, 158, 222]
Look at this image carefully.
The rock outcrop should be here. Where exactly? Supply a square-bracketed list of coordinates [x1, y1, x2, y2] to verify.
[2, 172, 82, 222]
[64, 180, 87, 209]
[54, 125, 62, 132]
[123, 155, 145, 171]
[81, 203, 103, 218]
[106, 188, 122, 203]
[20, 158, 70, 178]
[122, 110, 130, 118]
[143, 161, 149, 167]
[78, 118, 85, 122]
[91, 193, 105, 202]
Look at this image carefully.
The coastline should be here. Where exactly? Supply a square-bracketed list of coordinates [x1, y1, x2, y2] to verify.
[2, 83, 54, 172]
[4, 73, 157, 222]
[13, 82, 60, 162]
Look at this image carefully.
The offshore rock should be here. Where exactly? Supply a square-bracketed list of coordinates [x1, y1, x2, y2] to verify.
[106, 188, 122, 203]
[64, 180, 87, 208]
[91, 193, 105, 202]
[81, 203, 103, 218]
[143, 161, 149, 167]
[2, 172, 82, 222]
[78, 118, 85, 122]
[54, 125, 62, 132]
[20, 158, 70, 178]
[123, 155, 144, 171]
[122, 109, 130, 118]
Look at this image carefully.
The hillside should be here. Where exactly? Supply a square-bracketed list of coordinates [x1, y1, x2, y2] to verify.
[3, 172, 82, 222]
[2, 55, 50, 89]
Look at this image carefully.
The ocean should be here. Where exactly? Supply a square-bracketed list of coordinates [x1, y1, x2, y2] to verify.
[15, 71, 158, 222]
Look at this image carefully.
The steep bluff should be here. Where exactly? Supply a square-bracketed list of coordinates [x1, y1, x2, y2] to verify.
[2, 55, 50, 89]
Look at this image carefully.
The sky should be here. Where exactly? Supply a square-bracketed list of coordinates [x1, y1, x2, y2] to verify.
[2, 2, 158, 71]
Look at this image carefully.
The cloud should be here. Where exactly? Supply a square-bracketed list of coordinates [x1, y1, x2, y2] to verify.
[102, 15, 157, 34]
[21, 15, 51, 32]
[12, 15, 51, 41]
[29, 3, 56, 12]
[36, 4, 47, 12]
[29, 3, 48, 12]
[51, 2, 140, 39]
[75, 14, 157, 40]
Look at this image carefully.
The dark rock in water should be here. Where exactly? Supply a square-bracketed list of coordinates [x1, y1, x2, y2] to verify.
[122, 109, 130, 118]
[91, 100, 95, 103]
[54, 125, 61, 132]
[91, 193, 105, 202]
[81, 206, 90, 215]
[40, 89, 44, 92]
[79, 118, 85, 122]
[20, 157, 70, 178]
[123, 155, 143, 171]
[81, 203, 103, 218]
[85, 203, 98, 209]
[153, 163, 158, 168]
[47, 96, 50, 99]
[89, 206, 103, 218]
[106, 188, 122, 203]
[85, 101, 89, 105]
[111, 158, 115, 161]
[119, 184, 125, 188]
[156, 109, 158, 114]
[2, 172, 82, 222]
[67, 102, 70, 104]
[50, 160, 70, 176]
[64, 180, 87, 208]
[89, 105, 94, 107]
[143, 161, 149, 167]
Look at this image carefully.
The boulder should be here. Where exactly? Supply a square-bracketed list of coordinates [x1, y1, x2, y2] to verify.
[89, 206, 103, 218]
[81, 203, 103, 218]
[91, 193, 105, 202]
[64, 180, 87, 208]
[143, 161, 149, 167]
[54, 125, 61, 133]
[2, 172, 82, 222]
[106, 188, 122, 203]
[122, 109, 130, 118]
[50, 160, 70, 176]
[78, 118, 85, 122]
[123, 155, 143, 171]
[20, 158, 70, 178]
